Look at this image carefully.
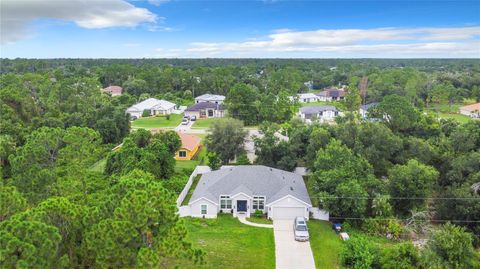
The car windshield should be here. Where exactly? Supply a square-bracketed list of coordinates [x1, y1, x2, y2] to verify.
[296, 225, 307, 231]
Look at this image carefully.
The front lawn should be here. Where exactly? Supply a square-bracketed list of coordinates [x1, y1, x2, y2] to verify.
[191, 118, 218, 129]
[182, 215, 275, 269]
[247, 216, 273, 225]
[308, 220, 343, 269]
[131, 114, 183, 129]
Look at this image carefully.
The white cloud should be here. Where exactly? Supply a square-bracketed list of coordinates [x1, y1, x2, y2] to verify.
[0, 0, 157, 44]
[147, 0, 170, 6]
[184, 26, 480, 58]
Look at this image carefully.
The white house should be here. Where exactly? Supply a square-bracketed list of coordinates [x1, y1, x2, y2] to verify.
[299, 105, 340, 123]
[294, 93, 320, 103]
[359, 102, 379, 118]
[187, 165, 312, 220]
[184, 102, 225, 119]
[459, 103, 480, 118]
[126, 98, 176, 119]
[195, 94, 226, 104]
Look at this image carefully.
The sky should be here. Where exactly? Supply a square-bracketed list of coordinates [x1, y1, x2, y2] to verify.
[0, 0, 479, 58]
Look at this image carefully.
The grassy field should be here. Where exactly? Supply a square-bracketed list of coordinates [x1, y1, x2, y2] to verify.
[309, 220, 344, 269]
[181, 174, 202, 206]
[131, 114, 183, 129]
[182, 215, 275, 269]
[191, 118, 218, 129]
[426, 102, 475, 124]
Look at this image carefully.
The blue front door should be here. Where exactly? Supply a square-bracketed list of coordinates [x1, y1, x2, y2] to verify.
[237, 200, 247, 212]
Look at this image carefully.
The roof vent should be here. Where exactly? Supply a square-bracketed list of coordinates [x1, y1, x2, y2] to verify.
[270, 168, 272, 171]
[290, 187, 294, 191]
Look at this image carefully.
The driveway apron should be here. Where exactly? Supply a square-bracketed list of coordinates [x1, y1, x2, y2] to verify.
[273, 220, 316, 269]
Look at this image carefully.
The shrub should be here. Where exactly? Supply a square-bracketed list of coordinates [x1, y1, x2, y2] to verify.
[341, 236, 377, 269]
[362, 218, 404, 240]
[380, 242, 420, 269]
[142, 109, 151, 117]
[254, 209, 263, 218]
[166, 114, 171, 120]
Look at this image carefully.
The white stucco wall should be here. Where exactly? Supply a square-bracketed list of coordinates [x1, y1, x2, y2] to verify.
[189, 198, 218, 218]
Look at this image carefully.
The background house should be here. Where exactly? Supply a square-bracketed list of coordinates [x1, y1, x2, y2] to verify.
[184, 102, 225, 118]
[459, 103, 480, 118]
[359, 102, 379, 118]
[316, 88, 346, 102]
[195, 94, 225, 104]
[299, 105, 340, 123]
[295, 93, 320, 103]
[175, 133, 201, 161]
[126, 98, 176, 119]
[187, 165, 312, 220]
[102, 85, 123, 96]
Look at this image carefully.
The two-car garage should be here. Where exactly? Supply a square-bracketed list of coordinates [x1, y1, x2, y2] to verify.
[268, 195, 310, 220]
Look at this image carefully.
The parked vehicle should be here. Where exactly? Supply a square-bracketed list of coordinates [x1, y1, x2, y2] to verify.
[183, 115, 190, 120]
[191, 115, 197, 121]
[293, 217, 309, 241]
[181, 118, 189, 125]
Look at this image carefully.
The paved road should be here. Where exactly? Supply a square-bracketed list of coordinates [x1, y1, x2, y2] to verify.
[273, 220, 316, 269]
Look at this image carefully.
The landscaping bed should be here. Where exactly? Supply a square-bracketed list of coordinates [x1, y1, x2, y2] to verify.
[246, 216, 273, 225]
[181, 174, 202, 206]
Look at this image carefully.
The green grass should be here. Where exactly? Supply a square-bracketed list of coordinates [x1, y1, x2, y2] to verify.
[131, 114, 183, 129]
[246, 216, 273, 225]
[182, 215, 275, 269]
[436, 112, 472, 123]
[309, 220, 344, 269]
[191, 118, 218, 129]
[90, 157, 106, 173]
[181, 174, 202, 206]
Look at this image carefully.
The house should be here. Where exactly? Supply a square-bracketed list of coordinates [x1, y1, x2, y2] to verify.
[459, 103, 480, 118]
[175, 133, 201, 161]
[126, 98, 176, 119]
[359, 102, 379, 118]
[316, 88, 346, 102]
[184, 102, 225, 118]
[299, 105, 340, 123]
[102, 85, 123, 96]
[187, 165, 312, 220]
[195, 94, 226, 104]
[294, 93, 320, 103]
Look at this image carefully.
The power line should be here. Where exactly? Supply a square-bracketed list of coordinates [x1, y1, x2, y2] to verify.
[312, 196, 480, 200]
[327, 217, 480, 223]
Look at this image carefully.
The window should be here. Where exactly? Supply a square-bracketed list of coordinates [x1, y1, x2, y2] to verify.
[208, 109, 214, 117]
[220, 195, 232, 210]
[201, 204, 207, 215]
[179, 151, 187, 158]
[252, 196, 265, 210]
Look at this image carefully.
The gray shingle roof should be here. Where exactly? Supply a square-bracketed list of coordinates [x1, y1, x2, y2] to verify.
[189, 165, 311, 206]
[185, 102, 224, 112]
[300, 105, 338, 115]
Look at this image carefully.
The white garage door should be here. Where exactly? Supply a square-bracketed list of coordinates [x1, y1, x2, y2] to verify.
[272, 207, 305, 220]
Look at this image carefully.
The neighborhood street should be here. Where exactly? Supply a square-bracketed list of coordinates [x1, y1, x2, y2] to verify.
[273, 220, 316, 269]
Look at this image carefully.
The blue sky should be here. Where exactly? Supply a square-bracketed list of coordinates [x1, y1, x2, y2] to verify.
[1, 0, 479, 58]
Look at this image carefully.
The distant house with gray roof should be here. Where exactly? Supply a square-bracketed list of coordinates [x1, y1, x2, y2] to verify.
[184, 102, 225, 118]
[359, 102, 379, 118]
[299, 105, 340, 123]
[187, 165, 312, 220]
[126, 98, 176, 119]
[195, 94, 226, 104]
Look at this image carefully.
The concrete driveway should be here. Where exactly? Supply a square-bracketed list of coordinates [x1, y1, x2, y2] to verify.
[273, 220, 316, 269]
